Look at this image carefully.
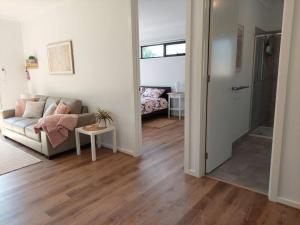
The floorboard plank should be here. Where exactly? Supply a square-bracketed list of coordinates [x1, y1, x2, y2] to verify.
[0, 118, 298, 225]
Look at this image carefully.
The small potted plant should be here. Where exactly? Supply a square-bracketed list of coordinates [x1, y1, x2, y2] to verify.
[95, 107, 113, 128]
[28, 56, 37, 63]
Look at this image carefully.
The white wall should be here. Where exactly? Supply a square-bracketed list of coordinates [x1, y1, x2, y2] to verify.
[232, 0, 283, 140]
[21, 0, 136, 154]
[0, 19, 27, 109]
[278, 0, 300, 207]
[139, 0, 186, 92]
[139, 57, 185, 91]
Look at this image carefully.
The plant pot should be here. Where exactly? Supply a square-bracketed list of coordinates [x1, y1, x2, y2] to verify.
[97, 120, 107, 129]
[28, 59, 37, 63]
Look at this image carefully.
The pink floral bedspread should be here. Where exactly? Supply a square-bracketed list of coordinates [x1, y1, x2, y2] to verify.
[141, 97, 168, 115]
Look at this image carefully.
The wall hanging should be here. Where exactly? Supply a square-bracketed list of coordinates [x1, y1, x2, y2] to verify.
[47, 40, 74, 75]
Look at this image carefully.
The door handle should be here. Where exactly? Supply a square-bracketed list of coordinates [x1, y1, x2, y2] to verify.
[232, 85, 250, 91]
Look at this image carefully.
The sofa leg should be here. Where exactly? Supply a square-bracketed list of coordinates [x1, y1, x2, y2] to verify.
[47, 155, 53, 160]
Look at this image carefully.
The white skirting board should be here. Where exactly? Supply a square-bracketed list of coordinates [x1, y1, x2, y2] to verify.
[100, 142, 136, 157]
[184, 168, 198, 177]
[277, 197, 300, 209]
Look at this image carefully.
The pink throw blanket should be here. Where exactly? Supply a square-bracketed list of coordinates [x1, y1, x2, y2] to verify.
[34, 114, 78, 148]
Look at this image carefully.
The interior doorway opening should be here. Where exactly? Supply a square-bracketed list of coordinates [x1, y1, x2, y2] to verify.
[137, 0, 186, 161]
[250, 31, 282, 139]
[206, 0, 284, 194]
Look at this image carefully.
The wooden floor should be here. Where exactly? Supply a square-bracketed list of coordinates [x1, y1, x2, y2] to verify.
[0, 118, 299, 225]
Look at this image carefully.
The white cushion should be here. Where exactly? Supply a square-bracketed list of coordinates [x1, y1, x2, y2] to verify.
[23, 101, 45, 118]
[43, 103, 57, 118]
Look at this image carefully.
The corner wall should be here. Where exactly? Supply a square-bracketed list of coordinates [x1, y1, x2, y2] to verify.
[21, 0, 137, 154]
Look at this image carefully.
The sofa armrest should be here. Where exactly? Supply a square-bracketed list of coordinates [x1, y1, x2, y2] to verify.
[77, 113, 96, 127]
[0, 109, 15, 120]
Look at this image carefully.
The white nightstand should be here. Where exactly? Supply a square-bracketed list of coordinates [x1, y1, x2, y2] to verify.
[75, 125, 117, 161]
[167, 92, 184, 120]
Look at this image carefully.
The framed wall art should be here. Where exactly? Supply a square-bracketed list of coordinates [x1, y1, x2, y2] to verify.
[47, 40, 75, 74]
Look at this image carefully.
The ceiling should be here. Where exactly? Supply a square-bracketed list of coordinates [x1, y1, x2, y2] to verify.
[139, 0, 186, 43]
[0, 0, 283, 22]
[0, 0, 70, 21]
[139, 0, 185, 31]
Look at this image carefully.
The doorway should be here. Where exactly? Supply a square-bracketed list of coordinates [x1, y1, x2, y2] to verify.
[206, 0, 283, 194]
[250, 32, 281, 139]
[137, 0, 186, 160]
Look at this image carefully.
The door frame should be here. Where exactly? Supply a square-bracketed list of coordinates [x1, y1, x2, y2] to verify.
[130, 0, 206, 177]
[130, 0, 296, 206]
[201, 0, 296, 205]
[267, 0, 296, 205]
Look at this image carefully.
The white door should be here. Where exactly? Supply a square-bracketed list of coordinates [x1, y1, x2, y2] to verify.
[206, 0, 238, 173]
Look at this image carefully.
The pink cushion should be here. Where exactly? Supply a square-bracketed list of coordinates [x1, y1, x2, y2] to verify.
[54, 102, 71, 114]
[15, 99, 30, 117]
[15, 97, 40, 117]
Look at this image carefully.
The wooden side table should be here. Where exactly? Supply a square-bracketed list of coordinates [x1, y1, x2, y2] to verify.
[75, 125, 117, 161]
[167, 92, 184, 120]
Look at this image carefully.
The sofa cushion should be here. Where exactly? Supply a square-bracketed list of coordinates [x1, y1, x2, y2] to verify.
[44, 97, 61, 115]
[3, 117, 27, 130]
[35, 95, 48, 102]
[59, 98, 82, 114]
[9, 118, 39, 135]
[54, 102, 71, 114]
[15, 99, 30, 117]
[23, 101, 45, 118]
[43, 103, 57, 118]
[25, 124, 41, 141]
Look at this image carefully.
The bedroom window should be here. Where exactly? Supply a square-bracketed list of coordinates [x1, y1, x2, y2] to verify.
[141, 44, 164, 59]
[165, 42, 186, 56]
[141, 41, 186, 59]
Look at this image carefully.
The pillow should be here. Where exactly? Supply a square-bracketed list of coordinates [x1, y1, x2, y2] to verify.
[54, 102, 71, 114]
[59, 98, 82, 114]
[31, 97, 40, 101]
[15, 99, 28, 117]
[139, 87, 146, 95]
[43, 103, 57, 118]
[22, 101, 45, 118]
[15, 97, 40, 117]
[142, 88, 166, 98]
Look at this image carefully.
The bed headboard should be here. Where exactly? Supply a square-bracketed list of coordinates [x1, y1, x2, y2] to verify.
[140, 86, 171, 101]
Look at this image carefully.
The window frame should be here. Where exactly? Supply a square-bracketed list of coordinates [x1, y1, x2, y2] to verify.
[140, 43, 164, 59]
[141, 40, 186, 59]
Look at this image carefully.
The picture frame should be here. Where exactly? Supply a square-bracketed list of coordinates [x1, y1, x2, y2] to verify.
[47, 40, 75, 75]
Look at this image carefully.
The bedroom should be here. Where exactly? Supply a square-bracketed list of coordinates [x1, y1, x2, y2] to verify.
[138, 0, 186, 156]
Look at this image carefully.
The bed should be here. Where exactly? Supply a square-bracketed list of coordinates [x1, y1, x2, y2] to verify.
[140, 86, 171, 120]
